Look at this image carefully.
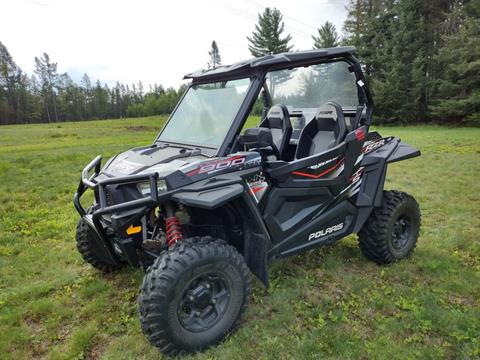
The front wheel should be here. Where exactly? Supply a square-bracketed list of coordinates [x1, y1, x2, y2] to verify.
[138, 237, 251, 355]
[76, 218, 124, 272]
[358, 190, 421, 264]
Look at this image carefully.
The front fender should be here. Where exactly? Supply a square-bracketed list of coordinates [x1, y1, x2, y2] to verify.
[172, 183, 244, 209]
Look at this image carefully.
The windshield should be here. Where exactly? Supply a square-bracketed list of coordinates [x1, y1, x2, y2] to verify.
[158, 78, 251, 148]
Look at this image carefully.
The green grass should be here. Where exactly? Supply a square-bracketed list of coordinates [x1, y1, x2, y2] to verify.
[0, 116, 479, 359]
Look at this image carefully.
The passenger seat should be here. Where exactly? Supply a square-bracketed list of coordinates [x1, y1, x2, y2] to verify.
[295, 102, 347, 159]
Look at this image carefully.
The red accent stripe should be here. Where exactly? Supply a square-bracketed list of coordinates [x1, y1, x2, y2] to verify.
[250, 186, 265, 194]
[292, 159, 344, 179]
[186, 168, 200, 176]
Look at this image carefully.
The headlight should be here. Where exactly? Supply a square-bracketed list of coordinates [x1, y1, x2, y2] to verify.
[137, 179, 168, 196]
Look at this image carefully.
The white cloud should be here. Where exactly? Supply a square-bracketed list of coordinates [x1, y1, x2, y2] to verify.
[1, 0, 349, 88]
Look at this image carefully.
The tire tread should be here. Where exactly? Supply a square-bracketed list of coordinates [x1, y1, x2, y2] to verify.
[75, 219, 123, 272]
[138, 236, 251, 356]
[358, 190, 421, 264]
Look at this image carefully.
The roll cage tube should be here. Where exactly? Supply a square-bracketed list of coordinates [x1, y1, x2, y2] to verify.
[346, 54, 374, 126]
[212, 55, 373, 157]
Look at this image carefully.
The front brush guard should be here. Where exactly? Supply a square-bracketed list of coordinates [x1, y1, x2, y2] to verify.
[73, 155, 160, 217]
[73, 155, 162, 268]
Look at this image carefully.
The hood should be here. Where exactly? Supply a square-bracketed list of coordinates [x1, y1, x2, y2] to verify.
[101, 145, 209, 178]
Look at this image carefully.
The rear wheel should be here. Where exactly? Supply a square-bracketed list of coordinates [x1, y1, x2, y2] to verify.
[138, 237, 250, 355]
[358, 190, 421, 264]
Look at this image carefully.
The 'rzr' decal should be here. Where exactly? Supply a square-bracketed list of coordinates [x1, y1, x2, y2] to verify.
[362, 140, 384, 153]
[362, 137, 393, 154]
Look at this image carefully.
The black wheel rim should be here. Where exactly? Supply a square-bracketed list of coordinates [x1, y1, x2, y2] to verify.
[391, 214, 412, 250]
[177, 272, 230, 332]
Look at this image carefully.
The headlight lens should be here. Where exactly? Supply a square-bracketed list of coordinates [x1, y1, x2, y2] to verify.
[137, 179, 167, 196]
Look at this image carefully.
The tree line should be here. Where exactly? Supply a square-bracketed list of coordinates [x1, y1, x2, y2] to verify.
[0, 45, 186, 125]
[1, 0, 479, 125]
[342, 0, 479, 125]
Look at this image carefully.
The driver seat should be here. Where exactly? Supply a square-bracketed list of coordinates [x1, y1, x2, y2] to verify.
[259, 104, 292, 160]
[295, 102, 347, 159]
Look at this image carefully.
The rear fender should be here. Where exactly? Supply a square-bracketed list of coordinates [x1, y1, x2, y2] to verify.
[387, 141, 421, 164]
[353, 137, 420, 232]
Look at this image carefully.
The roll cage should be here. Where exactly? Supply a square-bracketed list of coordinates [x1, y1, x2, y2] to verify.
[158, 46, 373, 157]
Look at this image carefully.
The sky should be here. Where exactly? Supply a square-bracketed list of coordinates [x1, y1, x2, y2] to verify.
[1, 0, 350, 89]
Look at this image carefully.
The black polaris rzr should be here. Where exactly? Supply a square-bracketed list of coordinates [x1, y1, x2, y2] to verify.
[74, 47, 421, 355]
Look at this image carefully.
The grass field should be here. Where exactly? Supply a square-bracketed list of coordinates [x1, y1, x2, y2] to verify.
[0, 116, 479, 359]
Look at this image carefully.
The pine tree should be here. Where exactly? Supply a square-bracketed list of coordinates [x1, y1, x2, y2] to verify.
[208, 41, 221, 69]
[58, 72, 83, 121]
[312, 21, 339, 48]
[342, 0, 391, 76]
[80, 73, 92, 119]
[34, 53, 59, 122]
[247, 7, 293, 57]
[372, 0, 430, 123]
[430, 0, 480, 124]
[92, 80, 108, 119]
[342, 0, 372, 51]
[137, 81, 144, 101]
[247, 7, 294, 99]
[0, 41, 24, 124]
[26, 75, 43, 122]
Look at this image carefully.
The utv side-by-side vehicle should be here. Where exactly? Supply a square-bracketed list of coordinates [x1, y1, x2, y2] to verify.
[73, 47, 421, 355]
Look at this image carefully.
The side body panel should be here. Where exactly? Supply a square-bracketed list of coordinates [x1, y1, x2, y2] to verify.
[263, 133, 420, 260]
[264, 129, 366, 258]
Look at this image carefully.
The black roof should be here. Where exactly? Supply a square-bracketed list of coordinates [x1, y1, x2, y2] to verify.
[184, 46, 356, 82]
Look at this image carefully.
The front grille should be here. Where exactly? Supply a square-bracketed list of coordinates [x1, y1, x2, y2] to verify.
[105, 190, 114, 206]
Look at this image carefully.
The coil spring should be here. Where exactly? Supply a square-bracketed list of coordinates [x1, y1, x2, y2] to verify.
[165, 216, 183, 246]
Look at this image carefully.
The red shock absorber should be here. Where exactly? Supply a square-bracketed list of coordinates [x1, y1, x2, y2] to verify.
[165, 216, 183, 246]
